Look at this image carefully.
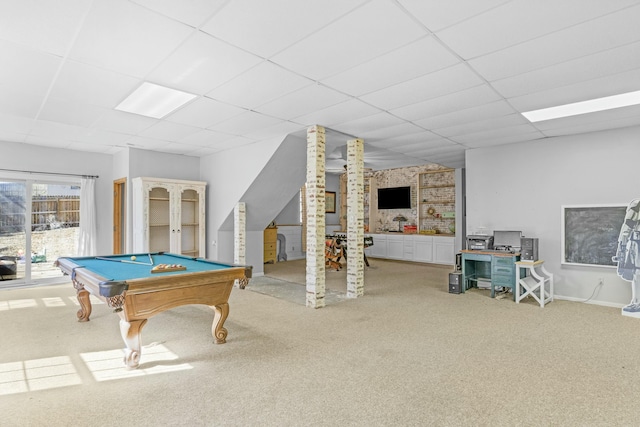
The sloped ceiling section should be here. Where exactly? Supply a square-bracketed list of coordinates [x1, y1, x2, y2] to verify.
[218, 133, 307, 231]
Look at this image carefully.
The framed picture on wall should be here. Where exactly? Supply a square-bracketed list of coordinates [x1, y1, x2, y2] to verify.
[326, 191, 336, 213]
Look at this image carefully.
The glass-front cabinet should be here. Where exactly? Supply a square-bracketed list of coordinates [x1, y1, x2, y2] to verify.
[133, 177, 206, 257]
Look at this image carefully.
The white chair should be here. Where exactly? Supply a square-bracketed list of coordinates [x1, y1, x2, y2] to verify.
[515, 261, 554, 307]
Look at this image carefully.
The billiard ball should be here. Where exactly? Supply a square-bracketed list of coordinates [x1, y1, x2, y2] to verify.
[131, 256, 137, 261]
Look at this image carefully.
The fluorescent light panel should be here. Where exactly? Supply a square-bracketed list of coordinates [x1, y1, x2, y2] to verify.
[522, 90, 640, 122]
[115, 82, 197, 119]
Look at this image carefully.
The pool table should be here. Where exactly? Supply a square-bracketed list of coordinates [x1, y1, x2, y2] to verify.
[56, 252, 252, 369]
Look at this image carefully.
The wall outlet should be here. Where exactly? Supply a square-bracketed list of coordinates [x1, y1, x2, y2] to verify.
[598, 277, 604, 286]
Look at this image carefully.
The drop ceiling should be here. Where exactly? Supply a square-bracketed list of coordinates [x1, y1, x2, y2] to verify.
[1, 0, 640, 170]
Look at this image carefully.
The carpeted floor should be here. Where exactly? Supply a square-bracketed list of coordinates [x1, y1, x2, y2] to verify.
[1, 258, 639, 426]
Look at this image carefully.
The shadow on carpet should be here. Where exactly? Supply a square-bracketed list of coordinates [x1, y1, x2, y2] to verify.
[246, 276, 348, 306]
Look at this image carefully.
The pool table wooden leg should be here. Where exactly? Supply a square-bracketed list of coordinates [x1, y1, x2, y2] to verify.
[119, 317, 148, 369]
[211, 302, 229, 344]
[76, 288, 92, 322]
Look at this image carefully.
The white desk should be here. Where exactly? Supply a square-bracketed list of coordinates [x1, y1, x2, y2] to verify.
[515, 260, 554, 307]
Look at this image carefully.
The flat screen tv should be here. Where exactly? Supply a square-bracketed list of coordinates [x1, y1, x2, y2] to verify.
[377, 186, 411, 209]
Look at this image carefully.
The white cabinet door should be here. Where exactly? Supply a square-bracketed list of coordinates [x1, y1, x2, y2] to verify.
[413, 236, 433, 262]
[433, 236, 454, 264]
[133, 177, 206, 257]
[386, 235, 404, 259]
[174, 184, 206, 257]
[369, 234, 387, 258]
[403, 235, 414, 259]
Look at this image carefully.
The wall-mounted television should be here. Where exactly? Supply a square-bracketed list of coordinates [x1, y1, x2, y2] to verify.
[377, 186, 411, 210]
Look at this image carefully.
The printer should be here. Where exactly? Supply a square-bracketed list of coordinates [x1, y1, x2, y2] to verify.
[466, 235, 493, 251]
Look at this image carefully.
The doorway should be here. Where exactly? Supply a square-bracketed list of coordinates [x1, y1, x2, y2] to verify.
[113, 178, 126, 254]
[0, 179, 81, 286]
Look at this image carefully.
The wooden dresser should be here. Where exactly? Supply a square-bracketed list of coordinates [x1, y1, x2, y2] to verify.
[264, 226, 278, 264]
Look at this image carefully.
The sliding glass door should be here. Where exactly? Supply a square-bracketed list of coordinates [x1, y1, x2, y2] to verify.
[0, 178, 81, 287]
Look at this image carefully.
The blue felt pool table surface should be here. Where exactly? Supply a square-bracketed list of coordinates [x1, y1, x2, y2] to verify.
[62, 253, 233, 281]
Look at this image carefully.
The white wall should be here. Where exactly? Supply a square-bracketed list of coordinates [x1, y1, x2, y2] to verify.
[128, 148, 200, 181]
[466, 125, 640, 307]
[0, 141, 114, 255]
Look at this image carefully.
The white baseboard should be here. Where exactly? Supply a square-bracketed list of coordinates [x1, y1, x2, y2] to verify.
[553, 294, 625, 309]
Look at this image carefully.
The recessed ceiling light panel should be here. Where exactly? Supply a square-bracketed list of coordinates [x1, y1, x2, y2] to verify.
[522, 90, 640, 122]
[115, 82, 197, 119]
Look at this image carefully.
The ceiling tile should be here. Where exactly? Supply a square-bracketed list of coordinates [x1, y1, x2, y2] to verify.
[469, 4, 640, 82]
[244, 121, 305, 141]
[48, 60, 140, 109]
[132, 0, 227, 28]
[201, 0, 367, 58]
[414, 100, 516, 130]
[508, 68, 640, 112]
[176, 129, 235, 147]
[68, 0, 194, 78]
[534, 104, 640, 132]
[148, 31, 263, 95]
[0, 40, 61, 97]
[138, 121, 202, 141]
[436, 0, 640, 59]
[150, 141, 204, 156]
[394, 142, 461, 156]
[271, 0, 426, 80]
[367, 132, 444, 149]
[255, 85, 349, 120]
[390, 84, 503, 121]
[212, 111, 284, 135]
[455, 131, 543, 148]
[0, 86, 47, 118]
[166, 97, 246, 128]
[0, 0, 91, 56]
[38, 97, 109, 127]
[332, 112, 405, 137]
[321, 36, 461, 96]
[397, 0, 510, 32]
[294, 99, 381, 128]
[450, 124, 541, 146]
[434, 113, 528, 138]
[0, 113, 36, 135]
[207, 61, 312, 109]
[90, 110, 158, 135]
[358, 122, 426, 140]
[492, 41, 640, 98]
[0, 131, 27, 143]
[361, 63, 484, 110]
[65, 142, 124, 155]
[124, 136, 173, 151]
[542, 114, 640, 137]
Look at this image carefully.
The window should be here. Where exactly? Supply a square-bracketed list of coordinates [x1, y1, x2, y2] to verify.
[0, 177, 81, 286]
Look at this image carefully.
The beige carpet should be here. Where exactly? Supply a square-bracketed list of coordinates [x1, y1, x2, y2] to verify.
[1, 258, 639, 426]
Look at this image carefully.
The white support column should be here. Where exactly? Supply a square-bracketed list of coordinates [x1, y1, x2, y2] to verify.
[347, 138, 365, 298]
[305, 125, 326, 308]
[233, 202, 246, 288]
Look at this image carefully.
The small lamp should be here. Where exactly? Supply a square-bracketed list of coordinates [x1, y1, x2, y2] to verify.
[393, 215, 408, 232]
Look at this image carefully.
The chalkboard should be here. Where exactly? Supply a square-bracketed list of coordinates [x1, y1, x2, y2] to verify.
[562, 205, 627, 267]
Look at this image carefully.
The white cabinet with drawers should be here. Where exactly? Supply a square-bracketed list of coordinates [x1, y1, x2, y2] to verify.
[366, 233, 454, 265]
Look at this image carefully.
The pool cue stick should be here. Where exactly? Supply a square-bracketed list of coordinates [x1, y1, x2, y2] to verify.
[95, 256, 152, 266]
[148, 253, 154, 265]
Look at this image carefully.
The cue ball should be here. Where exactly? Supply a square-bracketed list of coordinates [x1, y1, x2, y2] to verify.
[131, 256, 136, 261]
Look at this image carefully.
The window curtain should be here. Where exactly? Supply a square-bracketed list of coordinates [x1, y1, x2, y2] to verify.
[78, 177, 97, 256]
